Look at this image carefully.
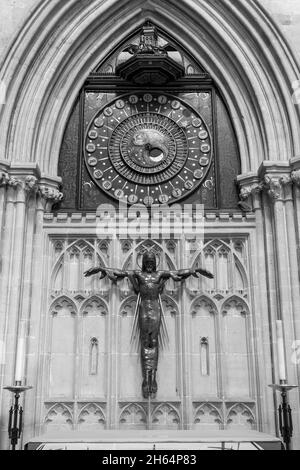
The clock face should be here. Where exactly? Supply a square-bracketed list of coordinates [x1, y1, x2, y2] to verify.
[84, 92, 213, 205]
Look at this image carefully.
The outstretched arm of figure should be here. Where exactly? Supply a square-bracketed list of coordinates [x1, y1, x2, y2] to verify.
[84, 267, 129, 282]
[168, 268, 214, 281]
[84, 267, 107, 279]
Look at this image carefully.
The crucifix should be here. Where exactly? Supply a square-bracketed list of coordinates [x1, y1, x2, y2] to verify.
[84, 251, 213, 399]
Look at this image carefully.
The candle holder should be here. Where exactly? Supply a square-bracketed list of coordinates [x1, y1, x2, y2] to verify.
[269, 382, 298, 451]
[3, 382, 32, 450]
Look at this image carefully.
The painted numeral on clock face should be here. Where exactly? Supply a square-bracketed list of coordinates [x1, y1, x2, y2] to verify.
[184, 180, 194, 190]
[171, 100, 180, 110]
[198, 130, 208, 140]
[88, 130, 98, 139]
[194, 169, 204, 179]
[129, 95, 138, 104]
[199, 156, 209, 166]
[172, 188, 182, 198]
[116, 100, 125, 109]
[103, 180, 112, 190]
[93, 169, 103, 179]
[158, 95, 167, 104]
[143, 94, 153, 103]
[104, 107, 113, 117]
[114, 189, 125, 199]
[94, 117, 105, 128]
[201, 143, 211, 153]
[192, 118, 202, 128]
[158, 194, 169, 204]
[128, 194, 139, 204]
[88, 157, 98, 167]
[86, 143, 96, 153]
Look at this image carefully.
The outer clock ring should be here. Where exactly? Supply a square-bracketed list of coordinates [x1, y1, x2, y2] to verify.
[84, 92, 213, 205]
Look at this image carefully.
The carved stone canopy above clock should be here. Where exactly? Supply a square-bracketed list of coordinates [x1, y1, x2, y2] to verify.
[116, 23, 185, 84]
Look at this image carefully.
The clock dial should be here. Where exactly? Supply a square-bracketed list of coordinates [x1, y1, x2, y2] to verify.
[84, 92, 213, 205]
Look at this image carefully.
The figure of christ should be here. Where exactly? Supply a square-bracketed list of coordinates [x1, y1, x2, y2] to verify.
[84, 251, 213, 399]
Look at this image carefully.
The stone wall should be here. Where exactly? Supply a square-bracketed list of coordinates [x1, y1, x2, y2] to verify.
[0, 0, 300, 450]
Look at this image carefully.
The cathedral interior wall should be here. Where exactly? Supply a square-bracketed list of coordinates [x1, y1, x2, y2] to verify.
[0, 0, 300, 451]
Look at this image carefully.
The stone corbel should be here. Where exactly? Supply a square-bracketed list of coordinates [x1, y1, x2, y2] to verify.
[236, 173, 263, 211]
[239, 182, 263, 201]
[38, 184, 63, 211]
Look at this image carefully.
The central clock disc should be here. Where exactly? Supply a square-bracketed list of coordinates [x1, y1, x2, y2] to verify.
[84, 92, 212, 205]
[109, 112, 188, 182]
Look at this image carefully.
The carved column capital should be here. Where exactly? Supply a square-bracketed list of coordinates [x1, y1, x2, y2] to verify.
[1, 173, 20, 188]
[0, 172, 39, 195]
[263, 175, 289, 201]
[239, 183, 263, 200]
[0, 164, 63, 209]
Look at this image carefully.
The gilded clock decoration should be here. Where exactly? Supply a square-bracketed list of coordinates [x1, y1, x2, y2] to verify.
[84, 92, 213, 205]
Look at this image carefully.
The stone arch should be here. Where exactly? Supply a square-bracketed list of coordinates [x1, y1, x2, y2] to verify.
[51, 239, 106, 275]
[78, 403, 106, 429]
[44, 403, 73, 430]
[221, 295, 250, 316]
[226, 403, 256, 429]
[50, 239, 107, 292]
[194, 403, 223, 428]
[0, 0, 298, 180]
[80, 296, 108, 316]
[119, 403, 147, 429]
[151, 403, 181, 429]
[190, 295, 218, 317]
[49, 295, 77, 316]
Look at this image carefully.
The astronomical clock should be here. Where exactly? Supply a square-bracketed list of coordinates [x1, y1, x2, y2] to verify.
[84, 91, 213, 206]
[58, 23, 240, 211]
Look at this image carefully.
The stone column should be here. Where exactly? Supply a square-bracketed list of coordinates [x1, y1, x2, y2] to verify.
[0, 164, 62, 449]
[237, 174, 276, 433]
[22, 184, 63, 445]
[0, 176, 37, 449]
[260, 164, 300, 448]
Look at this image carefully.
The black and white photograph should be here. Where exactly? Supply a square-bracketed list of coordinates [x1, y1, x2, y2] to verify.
[0, 0, 300, 453]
